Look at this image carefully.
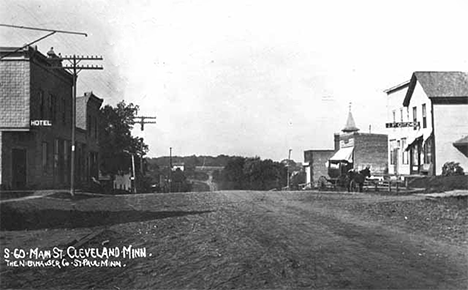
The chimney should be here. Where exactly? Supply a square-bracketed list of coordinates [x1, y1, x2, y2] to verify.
[47, 47, 62, 67]
[47, 47, 57, 58]
[334, 133, 340, 151]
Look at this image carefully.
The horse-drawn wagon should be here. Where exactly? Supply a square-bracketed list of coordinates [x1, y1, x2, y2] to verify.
[317, 146, 371, 192]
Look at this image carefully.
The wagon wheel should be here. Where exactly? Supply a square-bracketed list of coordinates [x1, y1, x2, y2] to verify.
[336, 174, 348, 190]
[317, 176, 328, 190]
[349, 179, 359, 192]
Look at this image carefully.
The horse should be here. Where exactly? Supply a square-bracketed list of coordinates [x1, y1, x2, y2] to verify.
[347, 167, 371, 192]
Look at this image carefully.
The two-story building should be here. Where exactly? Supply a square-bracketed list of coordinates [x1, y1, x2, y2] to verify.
[0, 46, 102, 190]
[385, 71, 468, 176]
[76, 92, 103, 187]
[304, 107, 388, 186]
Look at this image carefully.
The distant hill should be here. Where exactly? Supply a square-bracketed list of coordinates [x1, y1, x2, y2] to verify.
[146, 155, 240, 169]
[146, 154, 302, 171]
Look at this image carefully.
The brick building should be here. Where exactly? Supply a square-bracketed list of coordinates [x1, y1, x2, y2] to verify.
[0, 46, 102, 190]
[329, 108, 388, 175]
[385, 71, 468, 176]
[304, 107, 388, 186]
[76, 92, 103, 187]
[303, 149, 335, 186]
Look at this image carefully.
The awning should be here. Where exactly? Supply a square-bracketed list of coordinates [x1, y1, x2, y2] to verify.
[453, 135, 468, 146]
[405, 133, 423, 151]
[422, 129, 433, 146]
[329, 147, 354, 163]
[453, 136, 468, 156]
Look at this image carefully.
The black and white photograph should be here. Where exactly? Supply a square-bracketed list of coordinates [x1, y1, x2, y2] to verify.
[1, 0, 467, 289]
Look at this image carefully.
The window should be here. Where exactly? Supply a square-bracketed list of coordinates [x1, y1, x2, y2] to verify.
[401, 138, 408, 164]
[400, 108, 403, 122]
[94, 116, 98, 138]
[54, 139, 59, 169]
[63, 140, 69, 180]
[412, 106, 417, 130]
[389, 140, 396, 165]
[50, 94, 56, 123]
[392, 110, 396, 123]
[422, 103, 427, 128]
[406, 107, 410, 121]
[424, 138, 432, 164]
[63, 140, 69, 163]
[39, 90, 45, 119]
[62, 99, 66, 125]
[412, 144, 419, 166]
[42, 142, 49, 169]
[88, 115, 91, 136]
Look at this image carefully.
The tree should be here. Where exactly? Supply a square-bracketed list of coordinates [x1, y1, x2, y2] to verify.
[442, 162, 464, 176]
[99, 101, 149, 177]
[218, 157, 287, 190]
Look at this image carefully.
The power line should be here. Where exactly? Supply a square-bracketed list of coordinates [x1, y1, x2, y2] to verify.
[0, 23, 87, 36]
[0, 23, 87, 59]
[132, 116, 157, 131]
[10, 14, 128, 105]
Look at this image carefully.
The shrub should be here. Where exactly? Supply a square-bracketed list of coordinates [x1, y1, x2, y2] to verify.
[441, 162, 464, 176]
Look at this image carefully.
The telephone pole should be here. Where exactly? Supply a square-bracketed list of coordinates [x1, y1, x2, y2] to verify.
[169, 147, 173, 193]
[1, 24, 99, 196]
[287, 149, 292, 190]
[133, 116, 157, 131]
[51, 53, 103, 196]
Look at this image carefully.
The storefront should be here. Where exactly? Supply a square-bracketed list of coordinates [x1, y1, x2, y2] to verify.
[385, 71, 468, 176]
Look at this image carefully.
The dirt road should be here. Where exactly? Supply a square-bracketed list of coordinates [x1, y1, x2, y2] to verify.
[1, 190, 467, 289]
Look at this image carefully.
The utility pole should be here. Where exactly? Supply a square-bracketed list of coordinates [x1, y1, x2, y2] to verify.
[123, 150, 137, 194]
[131, 153, 137, 194]
[169, 147, 172, 193]
[133, 116, 156, 131]
[52, 53, 103, 196]
[0, 24, 97, 196]
[287, 149, 292, 190]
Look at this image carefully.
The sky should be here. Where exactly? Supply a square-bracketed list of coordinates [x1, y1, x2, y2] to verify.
[1, 0, 468, 162]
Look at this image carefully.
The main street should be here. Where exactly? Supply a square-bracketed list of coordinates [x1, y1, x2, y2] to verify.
[1, 190, 467, 289]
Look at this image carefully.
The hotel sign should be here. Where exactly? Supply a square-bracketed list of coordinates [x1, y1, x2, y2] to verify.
[30, 120, 52, 127]
[385, 121, 419, 128]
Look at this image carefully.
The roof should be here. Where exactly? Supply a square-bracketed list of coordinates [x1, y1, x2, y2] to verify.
[342, 110, 359, 133]
[76, 92, 103, 130]
[384, 80, 410, 94]
[1, 46, 73, 81]
[453, 135, 468, 146]
[78, 92, 104, 106]
[403, 71, 468, 106]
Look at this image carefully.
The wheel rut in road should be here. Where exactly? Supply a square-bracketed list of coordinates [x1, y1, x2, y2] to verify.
[219, 191, 468, 289]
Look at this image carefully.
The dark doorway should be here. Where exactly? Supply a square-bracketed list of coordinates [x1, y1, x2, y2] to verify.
[12, 148, 27, 189]
[410, 142, 421, 175]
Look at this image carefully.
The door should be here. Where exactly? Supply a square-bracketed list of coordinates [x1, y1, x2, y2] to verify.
[12, 148, 27, 189]
[410, 143, 421, 175]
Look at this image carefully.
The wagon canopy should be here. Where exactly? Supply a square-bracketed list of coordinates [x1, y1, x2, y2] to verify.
[329, 147, 354, 163]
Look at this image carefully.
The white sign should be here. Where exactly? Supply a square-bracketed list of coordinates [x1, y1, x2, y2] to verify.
[340, 138, 354, 148]
[30, 120, 52, 127]
[385, 122, 419, 128]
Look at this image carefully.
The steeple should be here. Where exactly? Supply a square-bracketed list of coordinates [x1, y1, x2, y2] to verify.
[342, 102, 360, 133]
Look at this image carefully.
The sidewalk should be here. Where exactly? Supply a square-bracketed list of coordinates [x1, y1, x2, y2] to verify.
[0, 190, 58, 204]
[0, 189, 106, 204]
[415, 189, 468, 198]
